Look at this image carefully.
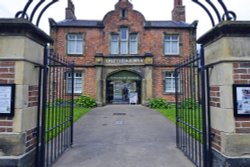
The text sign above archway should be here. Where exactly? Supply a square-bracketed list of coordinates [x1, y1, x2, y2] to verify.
[107, 71, 141, 81]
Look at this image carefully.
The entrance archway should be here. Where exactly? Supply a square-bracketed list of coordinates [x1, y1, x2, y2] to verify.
[106, 70, 142, 104]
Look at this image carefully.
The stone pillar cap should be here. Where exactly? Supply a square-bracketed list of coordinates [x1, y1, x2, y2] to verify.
[198, 21, 250, 46]
[0, 18, 53, 45]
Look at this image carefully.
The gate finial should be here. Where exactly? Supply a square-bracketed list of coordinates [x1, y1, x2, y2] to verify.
[191, 0, 236, 27]
[15, 0, 60, 27]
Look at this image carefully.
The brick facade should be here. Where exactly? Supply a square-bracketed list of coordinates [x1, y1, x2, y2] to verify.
[25, 128, 37, 153]
[0, 61, 15, 84]
[233, 62, 250, 84]
[0, 61, 15, 132]
[28, 86, 38, 107]
[50, 0, 196, 105]
[0, 118, 13, 132]
[210, 86, 221, 108]
[233, 62, 250, 133]
[235, 117, 250, 133]
[211, 128, 222, 152]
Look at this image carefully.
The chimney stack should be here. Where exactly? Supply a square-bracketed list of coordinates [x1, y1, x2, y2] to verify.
[65, 0, 76, 20]
[172, 0, 186, 22]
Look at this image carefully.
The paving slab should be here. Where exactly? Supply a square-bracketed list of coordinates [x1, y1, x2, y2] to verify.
[52, 105, 195, 167]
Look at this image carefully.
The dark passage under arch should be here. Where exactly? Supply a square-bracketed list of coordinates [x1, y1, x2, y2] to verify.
[106, 71, 141, 104]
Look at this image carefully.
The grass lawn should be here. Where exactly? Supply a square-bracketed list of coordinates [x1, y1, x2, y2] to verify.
[156, 107, 203, 142]
[74, 107, 92, 122]
[156, 108, 176, 123]
[46, 106, 92, 141]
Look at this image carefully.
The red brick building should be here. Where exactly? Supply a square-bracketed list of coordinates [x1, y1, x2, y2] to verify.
[49, 0, 197, 105]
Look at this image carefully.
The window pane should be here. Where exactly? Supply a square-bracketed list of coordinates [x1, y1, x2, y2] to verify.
[120, 41, 128, 54]
[129, 34, 138, 54]
[165, 35, 171, 41]
[172, 35, 179, 40]
[66, 72, 83, 94]
[120, 28, 128, 40]
[111, 35, 119, 54]
[76, 34, 83, 40]
[130, 41, 137, 54]
[164, 34, 179, 55]
[164, 42, 171, 54]
[165, 72, 180, 93]
[67, 34, 84, 54]
[171, 41, 178, 54]
[130, 34, 137, 41]
[76, 41, 83, 53]
[111, 35, 119, 41]
[75, 72, 82, 77]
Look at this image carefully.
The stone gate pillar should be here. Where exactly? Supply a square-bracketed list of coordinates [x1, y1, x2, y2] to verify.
[198, 21, 250, 167]
[0, 19, 52, 167]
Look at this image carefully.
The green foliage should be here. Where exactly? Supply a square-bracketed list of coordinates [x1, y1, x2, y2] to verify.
[180, 98, 199, 109]
[157, 107, 202, 142]
[46, 107, 91, 142]
[157, 108, 176, 123]
[75, 95, 97, 108]
[148, 98, 169, 109]
[74, 107, 91, 122]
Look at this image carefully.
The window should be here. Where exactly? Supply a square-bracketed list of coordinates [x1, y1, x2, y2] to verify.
[67, 34, 84, 55]
[66, 72, 83, 94]
[129, 34, 138, 54]
[164, 34, 180, 55]
[120, 28, 129, 54]
[111, 34, 119, 54]
[110, 28, 138, 55]
[165, 72, 180, 93]
[121, 9, 128, 19]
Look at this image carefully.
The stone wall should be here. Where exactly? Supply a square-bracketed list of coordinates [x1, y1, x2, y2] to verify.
[198, 21, 250, 167]
[0, 19, 52, 167]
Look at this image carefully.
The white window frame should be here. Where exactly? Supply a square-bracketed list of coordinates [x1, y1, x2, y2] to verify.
[67, 33, 84, 55]
[129, 33, 138, 54]
[164, 34, 180, 55]
[110, 28, 138, 55]
[111, 34, 119, 54]
[120, 27, 129, 54]
[165, 72, 180, 93]
[66, 72, 83, 94]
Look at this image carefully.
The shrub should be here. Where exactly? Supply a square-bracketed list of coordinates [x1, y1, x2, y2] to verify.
[75, 95, 97, 108]
[148, 98, 169, 109]
[180, 98, 199, 109]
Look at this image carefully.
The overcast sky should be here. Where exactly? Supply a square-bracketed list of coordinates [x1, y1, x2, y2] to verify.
[0, 0, 250, 38]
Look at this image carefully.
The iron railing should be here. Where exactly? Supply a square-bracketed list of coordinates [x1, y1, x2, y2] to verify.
[37, 48, 75, 167]
[175, 46, 211, 167]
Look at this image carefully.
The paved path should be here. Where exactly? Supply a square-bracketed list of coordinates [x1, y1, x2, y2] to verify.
[52, 105, 194, 167]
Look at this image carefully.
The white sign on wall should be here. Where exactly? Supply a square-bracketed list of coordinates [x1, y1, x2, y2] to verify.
[0, 84, 15, 116]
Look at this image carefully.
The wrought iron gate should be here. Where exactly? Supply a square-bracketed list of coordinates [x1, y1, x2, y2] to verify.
[175, 47, 211, 167]
[36, 47, 75, 167]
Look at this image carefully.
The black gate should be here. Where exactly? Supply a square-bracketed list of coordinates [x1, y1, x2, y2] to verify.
[36, 47, 75, 167]
[175, 47, 211, 167]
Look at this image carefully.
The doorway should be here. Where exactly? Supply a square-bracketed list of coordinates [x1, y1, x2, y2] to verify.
[106, 71, 141, 104]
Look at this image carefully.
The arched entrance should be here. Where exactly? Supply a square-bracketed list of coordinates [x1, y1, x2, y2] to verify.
[106, 71, 142, 104]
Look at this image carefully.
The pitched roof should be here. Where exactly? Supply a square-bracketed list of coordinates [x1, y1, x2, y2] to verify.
[144, 21, 192, 28]
[51, 19, 104, 28]
[50, 19, 194, 29]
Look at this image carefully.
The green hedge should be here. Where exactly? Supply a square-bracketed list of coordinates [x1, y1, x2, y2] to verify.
[148, 98, 169, 109]
[75, 95, 97, 108]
